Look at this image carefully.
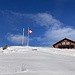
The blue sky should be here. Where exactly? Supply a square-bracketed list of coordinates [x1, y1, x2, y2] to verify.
[0, 0, 75, 47]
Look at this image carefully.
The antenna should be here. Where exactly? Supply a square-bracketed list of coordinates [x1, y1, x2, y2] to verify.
[22, 28, 24, 46]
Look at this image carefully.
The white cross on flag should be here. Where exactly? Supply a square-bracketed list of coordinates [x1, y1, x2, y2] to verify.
[28, 30, 32, 34]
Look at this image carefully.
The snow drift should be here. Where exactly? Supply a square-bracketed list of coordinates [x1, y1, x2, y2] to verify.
[0, 46, 75, 75]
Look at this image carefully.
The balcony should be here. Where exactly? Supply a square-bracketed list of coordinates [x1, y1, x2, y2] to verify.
[58, 45, 74, 49]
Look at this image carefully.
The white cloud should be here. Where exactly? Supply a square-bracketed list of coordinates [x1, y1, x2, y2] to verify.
[45, 27, 75, 41]
[7, 33, 26, 44]
[32, 13, 63, 28]
[30, 13, 75, 46]
[32, 27, 75, 46]
[0, 10, 63, 27]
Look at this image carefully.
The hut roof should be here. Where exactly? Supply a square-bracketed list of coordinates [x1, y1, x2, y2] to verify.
[53, 38, 75, 47]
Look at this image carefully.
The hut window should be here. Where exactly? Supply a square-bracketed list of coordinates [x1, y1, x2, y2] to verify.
[66, 42, 70, 45]
[62, 42, 65, 45]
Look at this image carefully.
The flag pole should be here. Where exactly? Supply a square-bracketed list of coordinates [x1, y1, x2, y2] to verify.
[27, 27, 29, 46]
[22, 28, 24, 46]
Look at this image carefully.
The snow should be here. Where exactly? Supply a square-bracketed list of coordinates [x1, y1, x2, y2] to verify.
[0, 46, 75, 75]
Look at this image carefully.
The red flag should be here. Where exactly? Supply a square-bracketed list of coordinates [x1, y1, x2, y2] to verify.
[28, 30, 32, 34]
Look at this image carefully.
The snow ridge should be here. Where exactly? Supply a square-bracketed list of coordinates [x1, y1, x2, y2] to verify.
[0, 46, 75, 56]
[0, 46, 75, 75]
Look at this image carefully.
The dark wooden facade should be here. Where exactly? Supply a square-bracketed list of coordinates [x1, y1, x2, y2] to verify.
[53, 38, 75, 49]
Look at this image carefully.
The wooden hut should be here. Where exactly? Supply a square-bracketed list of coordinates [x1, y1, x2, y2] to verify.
[53, 38, 75, 49]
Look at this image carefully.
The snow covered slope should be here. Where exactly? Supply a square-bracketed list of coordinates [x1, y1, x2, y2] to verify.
[0, 46, 75, 75]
